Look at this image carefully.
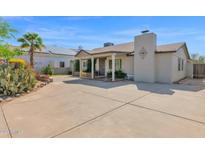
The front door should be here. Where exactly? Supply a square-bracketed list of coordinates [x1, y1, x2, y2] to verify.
[99, 58, 106, 76]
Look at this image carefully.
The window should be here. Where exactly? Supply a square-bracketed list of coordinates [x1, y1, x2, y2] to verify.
[60, 61, 65, 68]
[109, 59, 122, 70]
[109, 60, 112, 69]
[181, 59, 184, 71]
[178, 58, 184, 71]
[178, 58, 181, 71]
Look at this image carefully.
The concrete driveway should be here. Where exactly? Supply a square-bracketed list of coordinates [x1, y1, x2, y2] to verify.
[0, 76, 205, 138]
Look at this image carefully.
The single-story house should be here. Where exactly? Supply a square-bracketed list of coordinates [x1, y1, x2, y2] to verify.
[74, 32, 193, 83]
[17, 46, 75, 74]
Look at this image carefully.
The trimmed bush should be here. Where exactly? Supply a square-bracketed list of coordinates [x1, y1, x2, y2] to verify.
[41, 64, 54, 75]
[107, 70, 127, 79]
[0, 64, 37, 96]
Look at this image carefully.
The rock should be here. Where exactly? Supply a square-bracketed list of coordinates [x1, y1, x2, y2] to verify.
[15, 94, 20, 97]
[49, 77, 53, 82]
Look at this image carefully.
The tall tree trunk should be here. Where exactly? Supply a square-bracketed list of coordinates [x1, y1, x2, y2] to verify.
[29, 46, 34, 68]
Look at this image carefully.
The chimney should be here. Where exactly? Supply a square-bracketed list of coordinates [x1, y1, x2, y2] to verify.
[104, 42, 114, 47]
[134, 32, 157, 83]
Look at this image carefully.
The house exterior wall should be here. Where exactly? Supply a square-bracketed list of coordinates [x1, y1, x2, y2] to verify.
[155, 53, 173, 83]
[186, 61, 193, 78]
[74, 33, 192, 83]
[17, 52, 74, 73]
[134, 33, 156, 83]
[121, 56, 134, 78]
[171, 47, 187, 82]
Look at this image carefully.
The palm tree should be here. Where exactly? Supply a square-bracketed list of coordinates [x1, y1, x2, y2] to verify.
[17, 33, 45, 68]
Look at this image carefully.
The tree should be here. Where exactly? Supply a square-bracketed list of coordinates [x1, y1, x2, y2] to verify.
[191, 53, 205, 64]
[191, 53, 199, 63]
[0, 18, 17, 43]
[199, 56, 205, 63]
[18, 33, 45, 68]
[0, 44, 22, 60]
[0, 18, 21, 61]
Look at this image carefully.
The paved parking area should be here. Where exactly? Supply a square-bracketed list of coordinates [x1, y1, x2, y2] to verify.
[0, 76, 205, 138]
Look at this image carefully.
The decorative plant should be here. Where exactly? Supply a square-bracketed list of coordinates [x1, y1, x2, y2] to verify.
[41, 64, 54, 75]
[17, 33, 45, 68]
[0, 64, 37, 96]
[107, 70, 127, 79]
[9, 58, 26, 65]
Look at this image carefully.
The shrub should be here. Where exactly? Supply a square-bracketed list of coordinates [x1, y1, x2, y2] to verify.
[107, 70, 127, 79]
[0, 64, 37, 96]
[9, 58, 26, 65]
[41, 64, 54, 75]
[9, 58, 26, 68]
[0, 44, 23, 60]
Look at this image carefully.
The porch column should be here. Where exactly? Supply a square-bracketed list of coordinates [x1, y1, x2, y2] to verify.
[105, 57, 109, 77]
[79, 59, 82, 78]
[91, 57, 94, 79]
[112, 53, 116, 81]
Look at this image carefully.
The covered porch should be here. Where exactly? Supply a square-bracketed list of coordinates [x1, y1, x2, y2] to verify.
[74, 50, 125, 81]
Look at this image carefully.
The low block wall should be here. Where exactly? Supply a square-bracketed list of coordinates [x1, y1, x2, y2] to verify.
[53, 68, 71, 75]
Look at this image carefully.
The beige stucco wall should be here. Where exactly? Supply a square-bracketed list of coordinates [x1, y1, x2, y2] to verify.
[186, 61, 193, 78]
[171, 47, 187, 82]
[134, 33, 156, 83]
[155, 53, 173, 83]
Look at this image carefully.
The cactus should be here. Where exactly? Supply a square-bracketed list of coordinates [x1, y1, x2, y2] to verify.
[0, 64, 37, 96]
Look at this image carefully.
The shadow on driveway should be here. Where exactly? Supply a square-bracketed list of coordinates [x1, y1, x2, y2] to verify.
[63, 78, 205, 95]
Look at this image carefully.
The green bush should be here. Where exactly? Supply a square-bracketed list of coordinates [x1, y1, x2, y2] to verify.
[0, 64, 37, 96]
[41, 64, 54, 75]
[107, 70, 127, 79]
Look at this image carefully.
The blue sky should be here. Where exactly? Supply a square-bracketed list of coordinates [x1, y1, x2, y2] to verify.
[2, 16, 205, 55]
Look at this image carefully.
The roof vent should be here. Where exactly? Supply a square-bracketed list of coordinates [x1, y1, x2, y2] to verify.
[141, 30, 150, 34]
[104, 42, 114, 47]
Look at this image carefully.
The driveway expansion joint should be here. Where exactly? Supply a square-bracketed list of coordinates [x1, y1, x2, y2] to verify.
[51, 93, 152, 138]
[50, 103, 129, 138]
[0, 104, 12, 138]
[128, 103, 205, 126]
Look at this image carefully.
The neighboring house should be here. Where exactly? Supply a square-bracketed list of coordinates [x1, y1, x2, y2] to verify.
[17, 46, 75, 74]
[75, 32, 193, 83]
